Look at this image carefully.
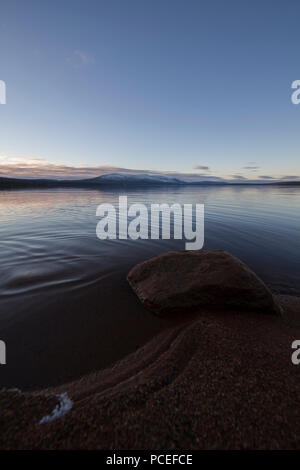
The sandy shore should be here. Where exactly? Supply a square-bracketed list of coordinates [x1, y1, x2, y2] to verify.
[1, 295, 299, 450]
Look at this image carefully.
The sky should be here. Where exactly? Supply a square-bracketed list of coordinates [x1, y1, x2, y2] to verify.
[1, 0, 300, 182]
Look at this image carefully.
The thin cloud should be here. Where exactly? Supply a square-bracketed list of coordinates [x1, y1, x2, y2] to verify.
[74, 50, 95, 64]
[67, 50, 95, 67]
[243, 166, 260, 170]
[194, 165, 210, 170]
[229, 174, 248, 180]
[259, 175, 274, 180]
[280, 175, 299, 180]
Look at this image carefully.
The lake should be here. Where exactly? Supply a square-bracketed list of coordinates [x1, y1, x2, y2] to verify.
[0, 185, 299, 389]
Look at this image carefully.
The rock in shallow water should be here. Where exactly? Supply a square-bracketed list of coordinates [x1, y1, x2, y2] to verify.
[127, 250, 282, 317]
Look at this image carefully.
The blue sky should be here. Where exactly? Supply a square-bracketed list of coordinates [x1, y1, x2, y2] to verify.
[1, 0, 300, 181]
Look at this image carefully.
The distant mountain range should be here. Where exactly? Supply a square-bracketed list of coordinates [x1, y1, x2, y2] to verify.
[0, 173, 299, 189]
[0, 173, 220, 188]
[86, 173, 185, 185]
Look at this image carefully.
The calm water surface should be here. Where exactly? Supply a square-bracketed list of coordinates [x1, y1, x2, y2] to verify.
[0, 185, 300, 389]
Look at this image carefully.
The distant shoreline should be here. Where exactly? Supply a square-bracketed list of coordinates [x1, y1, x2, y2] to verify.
[0, 175, 299, 190]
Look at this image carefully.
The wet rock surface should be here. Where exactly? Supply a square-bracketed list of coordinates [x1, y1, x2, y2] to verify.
[128, 250, 282, 317]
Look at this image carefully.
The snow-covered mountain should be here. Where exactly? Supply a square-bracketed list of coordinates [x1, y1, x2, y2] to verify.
[85, 173, 184, 185]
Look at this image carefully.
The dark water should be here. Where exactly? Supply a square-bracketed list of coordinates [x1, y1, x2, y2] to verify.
[0, 185, 300, 389]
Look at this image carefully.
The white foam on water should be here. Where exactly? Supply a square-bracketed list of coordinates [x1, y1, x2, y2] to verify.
[39, 392, 73, 424]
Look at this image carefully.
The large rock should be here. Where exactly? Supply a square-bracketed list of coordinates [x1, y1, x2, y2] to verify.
[127, 250, 282, 316]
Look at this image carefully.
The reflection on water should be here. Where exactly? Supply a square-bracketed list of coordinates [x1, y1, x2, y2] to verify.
[0, 185, 300, 389]
[1, 185, 300, 298]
